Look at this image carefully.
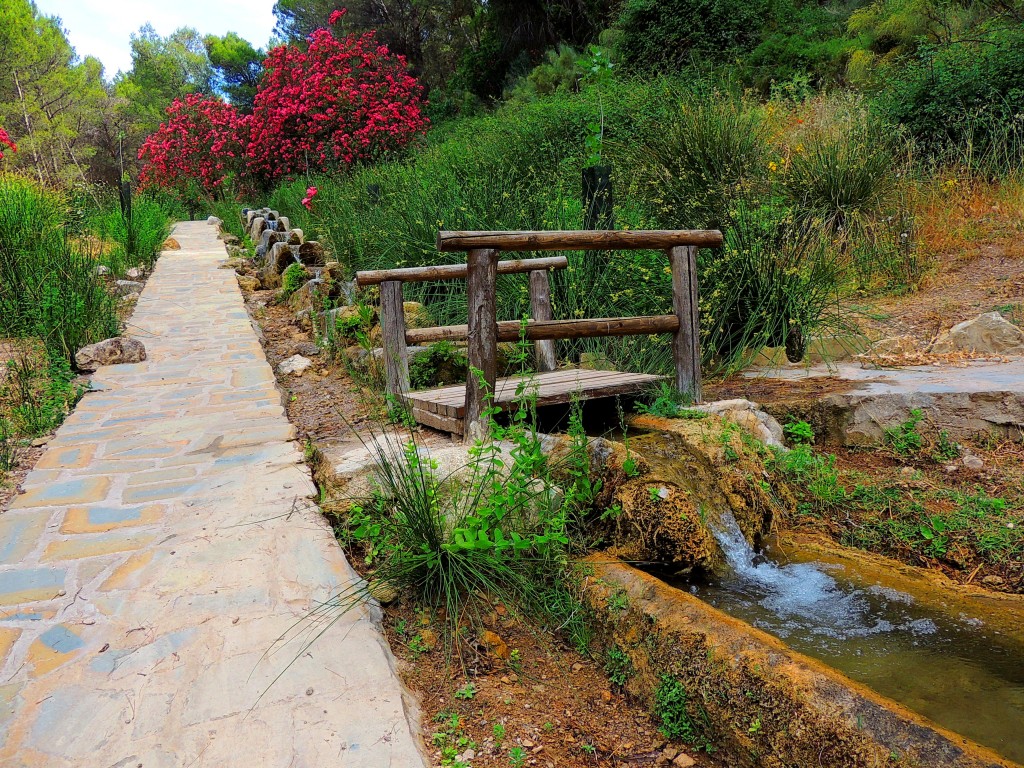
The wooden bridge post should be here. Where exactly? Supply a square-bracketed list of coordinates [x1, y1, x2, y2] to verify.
[380, 279, 410, 397]
[528, 269, 558, 372]
[668, 245, 702, 403]
[465, 248, 498, 441]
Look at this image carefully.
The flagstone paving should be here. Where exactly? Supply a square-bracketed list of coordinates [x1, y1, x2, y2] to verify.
[0, 221, 425, 767]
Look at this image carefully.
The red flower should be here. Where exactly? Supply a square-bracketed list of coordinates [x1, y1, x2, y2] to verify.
[328, 9, 347, 25]
[0, 127, 16, 160]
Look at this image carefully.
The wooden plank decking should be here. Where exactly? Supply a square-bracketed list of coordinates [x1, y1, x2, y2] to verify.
[404, 368, 664, 435]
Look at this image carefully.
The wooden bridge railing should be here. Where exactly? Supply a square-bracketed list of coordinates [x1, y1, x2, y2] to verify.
[355, 229, 723, 440]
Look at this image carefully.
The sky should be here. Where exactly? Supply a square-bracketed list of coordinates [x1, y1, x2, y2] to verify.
[33, 0, 278, 80]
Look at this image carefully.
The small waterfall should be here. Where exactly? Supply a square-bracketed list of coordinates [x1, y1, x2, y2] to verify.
[705, 511, 937, 642]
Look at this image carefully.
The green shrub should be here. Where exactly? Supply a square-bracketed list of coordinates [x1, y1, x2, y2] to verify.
[878, 28, 1024, 173]
[783, 420, 814, 444]
[883, 409, 924, 456]
[604, 645, 634, 687]
[615, 0, 772, 73]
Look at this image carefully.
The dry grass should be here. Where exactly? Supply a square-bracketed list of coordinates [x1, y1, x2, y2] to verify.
[912, 172, 1024, 266]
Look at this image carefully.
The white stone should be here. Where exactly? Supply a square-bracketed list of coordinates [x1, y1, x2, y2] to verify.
[277, 354, 312, 375]
[207, 215, 222, 226]
[696, 398, 786, 448]
[962, 454, 984, 470]
[930, 312, 1024, 355]
[115, 280, 144, 296]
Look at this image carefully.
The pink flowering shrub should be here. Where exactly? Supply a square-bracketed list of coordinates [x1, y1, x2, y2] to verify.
[138, 94, 246, 197]
[301, 186, 318, 209]
[0, 127, 16, 159]
[246, 25, 428, 183]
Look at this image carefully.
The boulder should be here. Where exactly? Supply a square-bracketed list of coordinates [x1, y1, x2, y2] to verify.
[162, 237, 180, 250]
[207, 215, 222, 226]
[288, 229, 304, 245]
[278, 216, 290, 232]
[930, 312, 1024, 355]
[115, 280, 144, 296]
[237, 275, 260, 292]
[75, 337, 147, 371]
[287, 278, 326, 312]
[249, 217, 267, 241]
[277, 355, 313, 375]
[256, 229, 286, 263]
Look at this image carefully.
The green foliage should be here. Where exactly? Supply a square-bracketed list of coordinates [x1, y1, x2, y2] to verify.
[654, 675, 710, 748]
[878, 28, 1024, 173]
[281, 262, 308, 296]
[508, 746, 527, 767]
[0, 177, 119, 360]
[783, 420, 814, 445]
[932, 430, 960, 462]
[604, 645, 634, 687]
[884, 409, 924, 456]
[334, 387, 587, 643]
[637, 382, 697, 418]
[409, 341, 468, 390]
[771, 445, 846, 512]
[614, 0, 771, 73]
[204, 32, 263, 113]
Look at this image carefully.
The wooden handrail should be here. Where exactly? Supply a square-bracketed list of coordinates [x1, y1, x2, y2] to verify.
[437, 229, 723, 252]
[355, 256, 568, 286]
[407, 315, 679, 345]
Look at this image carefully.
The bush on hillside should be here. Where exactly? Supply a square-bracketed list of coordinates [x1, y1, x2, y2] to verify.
[878, 28, 1024, 169]
[614, 0, 773, 73]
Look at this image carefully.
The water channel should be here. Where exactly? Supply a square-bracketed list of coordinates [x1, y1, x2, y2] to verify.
[666, 512, 1024, 763]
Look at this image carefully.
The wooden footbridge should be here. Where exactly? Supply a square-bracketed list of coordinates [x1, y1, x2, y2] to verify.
[355, 229, 723, 440]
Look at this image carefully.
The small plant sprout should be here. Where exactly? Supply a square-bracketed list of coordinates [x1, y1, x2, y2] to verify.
[493, 722, 506, 744]
[784, 420, 814, 445]
[508, 746, 527, 767]
[454, 682, 477, 700]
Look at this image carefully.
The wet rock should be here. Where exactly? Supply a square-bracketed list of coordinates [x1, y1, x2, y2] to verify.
[75, 337, 147, 371]
[288, 229, 304, 245]
[249, 217, 267, 241]
[930, 311, 1024, 355]
[277, 355, 313, 375]
[962, 454, 984, 470]
[237, 275, 260, 292]
[162, 237, 180, 250]
[256, 229, 286, 262]
[278, 215, 290, 232]
[115, 280, 144, 296]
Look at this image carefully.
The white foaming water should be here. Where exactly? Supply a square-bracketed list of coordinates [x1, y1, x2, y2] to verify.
[707, 512, 937, 641]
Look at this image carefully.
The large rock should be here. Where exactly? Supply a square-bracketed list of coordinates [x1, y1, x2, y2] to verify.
[298, 241, 327, 265]
[278, 355, 313, 375]
[930, 312, 1024, 355]
[256, 229, 286, 263]
[115, 280, 144, 296]
[75, 337, 147, 371]
[207, 215, 222, 226]
[403, 301, 432, 329]
[237, 274, 260, 292]
[694, 398, 786, 449]
[249, 217, 267, 241]
[288, 229, 304, 245]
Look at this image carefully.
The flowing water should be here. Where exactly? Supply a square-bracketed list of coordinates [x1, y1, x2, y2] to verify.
[668, 512, 1024, 763]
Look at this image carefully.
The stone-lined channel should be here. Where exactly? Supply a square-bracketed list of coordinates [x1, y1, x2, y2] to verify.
[668, 512, 1024, 763]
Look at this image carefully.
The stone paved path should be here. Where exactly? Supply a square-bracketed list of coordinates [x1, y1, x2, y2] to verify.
[0, 222, 425, 766]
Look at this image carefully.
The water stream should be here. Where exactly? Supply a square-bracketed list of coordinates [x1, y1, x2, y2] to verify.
[668, 512, 1024, 763]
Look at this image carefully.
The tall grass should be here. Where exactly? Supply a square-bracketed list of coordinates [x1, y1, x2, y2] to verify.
[84, 195, 171, 274]
[0, 176, 119, 359]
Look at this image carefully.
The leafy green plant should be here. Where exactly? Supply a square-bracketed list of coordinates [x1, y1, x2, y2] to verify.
[604, 645, 634, 687]
[783, 420, 814, 445]
[454, 682, 477, 700]
[508, 746, 527, 767]
[281, 262, 307, 296]
[654, 675, 710, 749]
[932, 430, 960, 462]
[884, 409, 924, 456]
